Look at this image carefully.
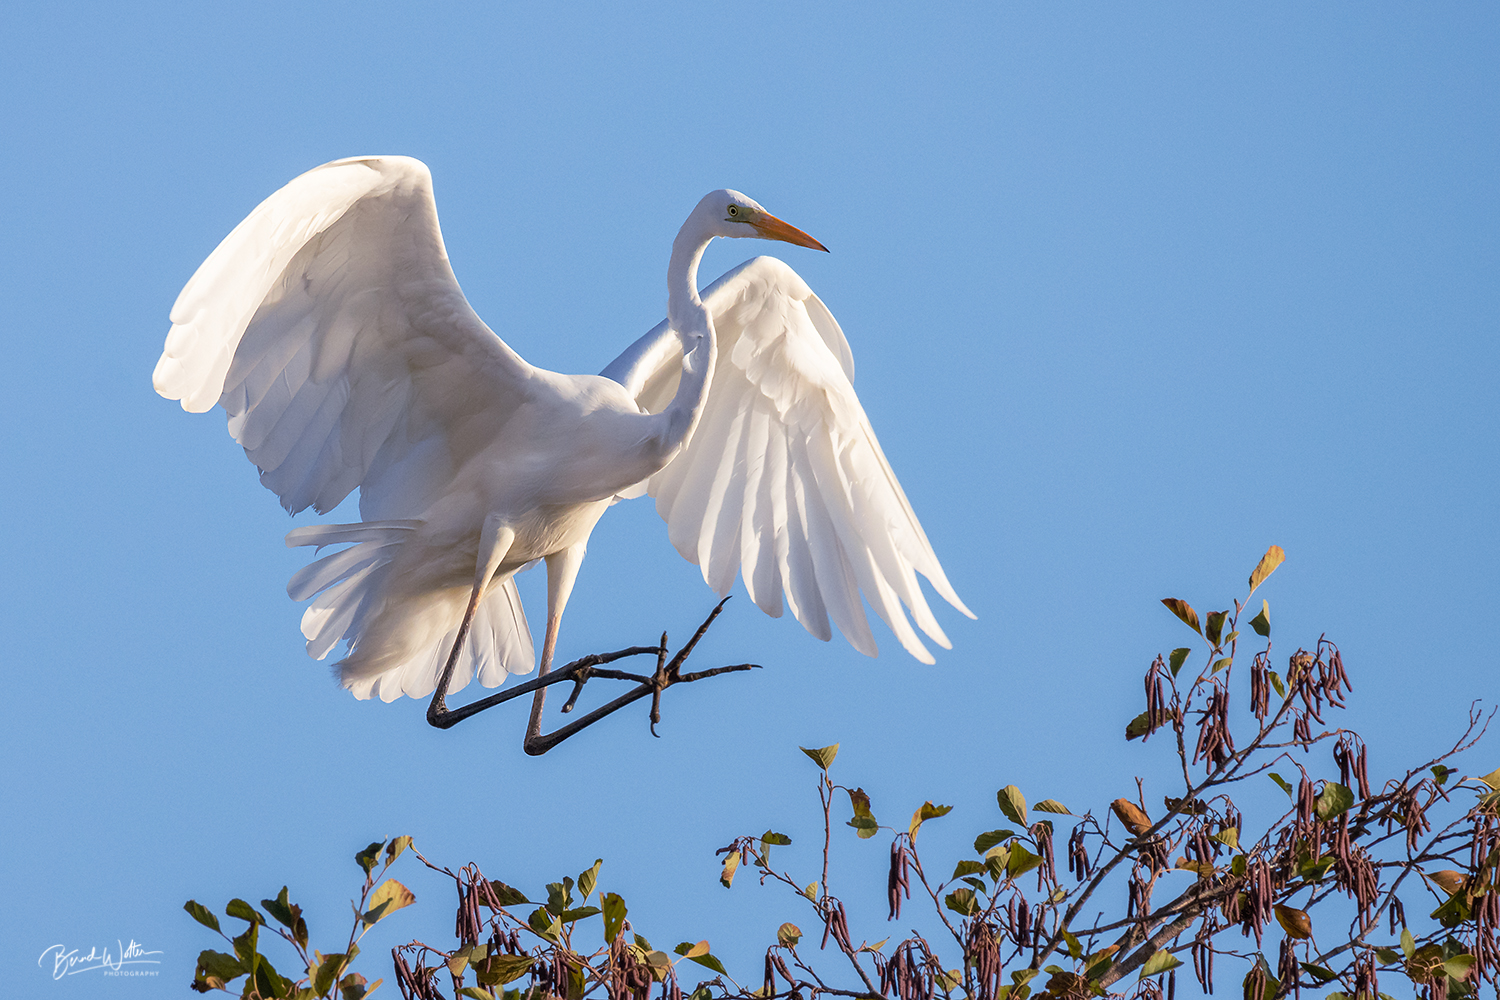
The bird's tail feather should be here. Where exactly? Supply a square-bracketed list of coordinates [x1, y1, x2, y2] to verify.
[286, 520, 536, 703]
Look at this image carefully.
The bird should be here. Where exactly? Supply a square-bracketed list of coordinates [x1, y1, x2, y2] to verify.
[154, 155, 973, 750]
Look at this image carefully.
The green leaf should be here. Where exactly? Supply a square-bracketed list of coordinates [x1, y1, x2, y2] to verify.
[255, 954, 292, 999]
[1269, 772, 1293, 799]
[847, 788, 879, 838]
[1212, 827, 1239, 850]
[799, 744, 839, 770]
[385, 835, 412, 864]
[449, 946, 475, 976]
[1125, 712, 1152, 741]
[1268, 671, 1286, 698]
[675, 941, 710, 958]
[1374, 947, 1400, 964]
[1062, 928, 1081, 960]
[558, 906, 601, 924]
[908, 801, 952, 840]
[1443, 954, 1475, 981]
[803, 881, 818, 901]
[719, 849, 740, 888]
[578, 859, 603, 901]
[363, 879, 415, 927]
[1034, 799, 1071, 815]
[1478, 768, 1500, 791]
[260, 887, 297, 930]
[1138, 951, 1182, 979]
[777, 922, 801, 947]
[225, 899, 265, 925]
[546, 879, 573, 916]
[944, 888, 978, 916]
[601, 892, 627, 943]
[1212, 657, 1233, 674]
[459, 988, 496, 1000]
[1247, 545, 1286, 597]
[1161, 598, 1202, 635]
[313, 953, 350, 997]
[760, 831, 792, 846]
[184, 900, 221, 934]
[1006, 844, 1042, 879]
[1401, 928, 1415, 959]
[338, 970, 374, 1000]
[1205, 610, 1227, 646]
[527, 907, 562, 942]
[355, 842, 383, 875]
[997, 785, 1028, 826]
[1315, 783, 1355, 821]
[1300, 963, 1337, 984]
[1431, 765, 1454, 786]
[475, 953, 533, 987]
[953, 860, 986, 878]
[685, 950, 728, 976]
[485, 881, 531, 908]
[1431, 891, 1472, 928]
[1249, 601, 1270, 637]
[974, 830, 1015, 853]
[196, 949, 246, 982]
[1168, 648, 1191, 677]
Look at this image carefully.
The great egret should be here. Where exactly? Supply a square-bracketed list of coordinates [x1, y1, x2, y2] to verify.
[155, 156, 972, 752]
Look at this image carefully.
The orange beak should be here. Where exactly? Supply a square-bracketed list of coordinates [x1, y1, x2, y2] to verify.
[750, 212, 829, 252]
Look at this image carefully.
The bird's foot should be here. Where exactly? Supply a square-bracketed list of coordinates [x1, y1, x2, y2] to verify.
[646, 597, 760, 737]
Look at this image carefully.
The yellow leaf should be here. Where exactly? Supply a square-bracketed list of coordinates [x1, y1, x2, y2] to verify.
[364, 879, 415, 926]
[1247, 545, 1286, 597]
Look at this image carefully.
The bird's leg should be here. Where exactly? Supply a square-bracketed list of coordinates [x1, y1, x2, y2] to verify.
[427, 534, 664, 734]
[523, 543, 588, 745]
[427, 518, 514, 727]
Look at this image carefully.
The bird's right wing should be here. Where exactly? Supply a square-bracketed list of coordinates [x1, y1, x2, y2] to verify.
[602, 257, 973, 664]
[154, 155, 534, 519]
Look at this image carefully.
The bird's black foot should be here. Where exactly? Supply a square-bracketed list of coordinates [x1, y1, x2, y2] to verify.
[522, 598, 759, 754]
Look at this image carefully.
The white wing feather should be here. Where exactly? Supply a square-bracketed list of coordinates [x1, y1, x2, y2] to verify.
[602, 256, 974, 664]
[154, 155, 533, 521]
[155, 156, 537, 693]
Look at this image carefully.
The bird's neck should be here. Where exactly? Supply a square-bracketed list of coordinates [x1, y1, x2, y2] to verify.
[655, 223, 717, 453]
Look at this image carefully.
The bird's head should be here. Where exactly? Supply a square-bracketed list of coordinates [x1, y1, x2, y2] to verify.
[693, 189, 829, 251]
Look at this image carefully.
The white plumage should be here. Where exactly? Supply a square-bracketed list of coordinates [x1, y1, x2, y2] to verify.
[155, 155, 971, 717]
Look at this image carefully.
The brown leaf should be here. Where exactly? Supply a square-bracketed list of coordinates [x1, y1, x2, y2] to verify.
[1110, 799, 1152, 836]
[1247, 545, 1287, 597]
[1274, 904, 1311, 939]
[1160, 598, 1202, 635]
[1430, 870, 1466, 895]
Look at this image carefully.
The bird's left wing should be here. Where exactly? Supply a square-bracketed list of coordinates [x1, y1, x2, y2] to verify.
[602, 256, 973, 664]
[153, 155, 533, 519]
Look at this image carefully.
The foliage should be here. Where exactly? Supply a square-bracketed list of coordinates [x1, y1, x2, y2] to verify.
[188, 547, 1500, 1000]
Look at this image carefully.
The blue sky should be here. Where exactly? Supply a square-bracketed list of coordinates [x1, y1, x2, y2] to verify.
[1, 3, 1495, 997]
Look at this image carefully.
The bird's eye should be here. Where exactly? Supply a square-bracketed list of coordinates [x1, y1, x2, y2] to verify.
[727, 205, 739, 217]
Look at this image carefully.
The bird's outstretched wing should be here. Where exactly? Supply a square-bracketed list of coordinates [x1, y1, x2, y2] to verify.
[154, 155, 533, 520]
[601, 256, 973, 663]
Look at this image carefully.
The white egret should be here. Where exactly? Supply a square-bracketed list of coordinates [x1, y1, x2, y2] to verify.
[155, 156, 972, 752]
